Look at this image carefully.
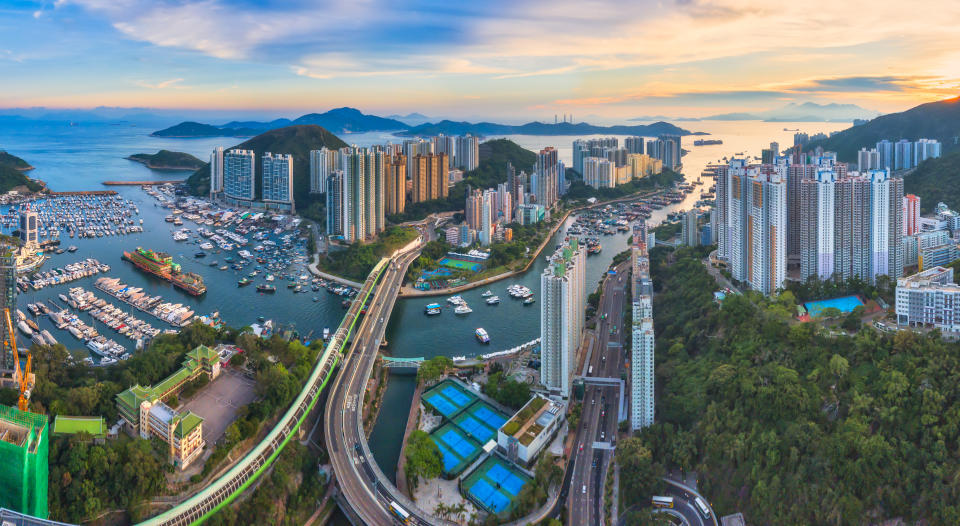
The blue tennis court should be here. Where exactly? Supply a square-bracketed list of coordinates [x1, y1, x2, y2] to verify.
[440, 429, 477, 458]
[454, 415, 495, 442]
[441, 385, 472, 407]
[487, 464, 526, 496]
[472, 405, 507, 429]
[804, 295, 864, 317]
[434, 443, 460, 472]
[423, 392, 459, 417]
[468, 479, 511, 513]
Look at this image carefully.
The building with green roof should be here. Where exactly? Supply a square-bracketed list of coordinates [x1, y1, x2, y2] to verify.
[115, 345, 220, 469]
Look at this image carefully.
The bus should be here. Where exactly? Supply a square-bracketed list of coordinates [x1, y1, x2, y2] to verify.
[389, 501, 412, 524]
[588, 365, 593, 375]
[694, 496, 712, 518]
[651, 496, 674, 508]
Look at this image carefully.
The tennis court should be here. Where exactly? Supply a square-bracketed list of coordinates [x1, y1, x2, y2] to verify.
[453, 414, 497, 442]
[439, 257, 482, 272]
[429, 423, 482, 476]
[422, 379, 478, 418]
[462, 456, 532, 514]
[452, 401, 509, 443]
[804, 295, 864, 317]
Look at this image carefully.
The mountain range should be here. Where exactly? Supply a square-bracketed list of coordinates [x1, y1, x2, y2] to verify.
[805, 96, 960, 161]
[701, 102, 881, 122]
[151, 107, 697, 138]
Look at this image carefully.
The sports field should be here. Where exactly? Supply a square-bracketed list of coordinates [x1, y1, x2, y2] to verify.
[429, 423, 483, 476]
[422, 379, 478, 418]
[438, 257, 482, 272]
[462, 456, 532, 514]
[804, 295, 864, 317]
[53, 416, 106, 436]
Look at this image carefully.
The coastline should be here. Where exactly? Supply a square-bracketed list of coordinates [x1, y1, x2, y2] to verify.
[398, 187, 667, 298]
[125, 156, 203, 171]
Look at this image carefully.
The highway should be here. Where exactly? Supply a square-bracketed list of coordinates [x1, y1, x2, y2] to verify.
[324, 244, 452, 526]
[569, 261, 629, 526]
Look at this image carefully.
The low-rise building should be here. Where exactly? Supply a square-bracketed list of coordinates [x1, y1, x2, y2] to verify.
[919, 243, 959, 270]
[115, 345, 221, 469]
[497, 395, 564, 466]
[896, 266, 960, 336]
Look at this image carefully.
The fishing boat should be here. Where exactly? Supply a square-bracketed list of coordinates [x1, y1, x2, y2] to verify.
[475, 328, 490, 344]
[238, 277, 252, 287]
[524, 296, 536, 305]
[257, 284, 276, 293]
[424, 302, 442, 315]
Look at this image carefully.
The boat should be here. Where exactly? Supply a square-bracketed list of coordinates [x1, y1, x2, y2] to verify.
[257, 284, 276, 293]
[524, 296, 536, 305]
[194, 251, 206, 258]
[447, 295, 465, 305]
[25, 319, 39, 332]
[424, 303, 442, 315]
[17, 320, 33, 336]
[454, 304, 473, 315]
[67, 245, 78, 252]
[238, 277, 252, 287]
[122, 247, 207, 295]
[475, 328, 490, 344]
[481, 290, 493, 297]
[486, 296, 500, 305]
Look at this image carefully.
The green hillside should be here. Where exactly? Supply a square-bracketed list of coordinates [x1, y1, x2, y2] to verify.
[127, 150, 204, 171]
[806, 96, 960, 161]
[903, 150, 960, 213]
[0, 150, 33, 170]
[0, 151, 42, 193]
[387, 138, 538, 222]
[185, 125, 348, 221]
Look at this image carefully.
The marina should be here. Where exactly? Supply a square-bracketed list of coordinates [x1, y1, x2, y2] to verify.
[18, 258, 110, 291]
[94, 277, 199, 327]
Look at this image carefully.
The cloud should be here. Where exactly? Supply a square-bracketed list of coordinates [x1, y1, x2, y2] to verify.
[134, 78, 186, 89]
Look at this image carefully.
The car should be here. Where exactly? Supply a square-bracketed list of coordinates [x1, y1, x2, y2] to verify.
[592, 398, 595, 405]
[354, 442, 361, 452]
[601, 409, 606, 417]
[600, 431, 605, 440]
[582, 485, 587, 494]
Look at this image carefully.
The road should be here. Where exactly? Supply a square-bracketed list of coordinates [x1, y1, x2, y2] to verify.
[324, 246, 444, 526]
[568, 261, 630, 526]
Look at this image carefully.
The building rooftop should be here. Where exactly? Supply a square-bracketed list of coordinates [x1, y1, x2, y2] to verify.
[52, 416, 106, 437]
[174, 411, 203, 439]
[898, 266, 955, 288]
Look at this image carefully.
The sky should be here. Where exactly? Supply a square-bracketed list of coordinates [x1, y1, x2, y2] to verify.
[1, 0, 959, 121]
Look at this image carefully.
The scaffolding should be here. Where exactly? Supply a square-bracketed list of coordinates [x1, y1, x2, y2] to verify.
[0, 405, 49, 519]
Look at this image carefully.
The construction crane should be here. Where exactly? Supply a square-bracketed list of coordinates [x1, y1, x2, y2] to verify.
[5, 308, 33, 412]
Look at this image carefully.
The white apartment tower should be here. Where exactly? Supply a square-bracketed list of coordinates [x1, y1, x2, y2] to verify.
[261, 152, 294, 212]
[223, 149, 256, 202]
[631, 295, 654, 430]
[209, 147, 224, 196]
[455, 135, 480, 171]
[310, 147, 341, 194]
[726, 162, 787, 295]
[540, 240, 586, 398]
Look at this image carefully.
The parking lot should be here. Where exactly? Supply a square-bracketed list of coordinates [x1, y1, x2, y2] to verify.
[180, 368, 257, 444]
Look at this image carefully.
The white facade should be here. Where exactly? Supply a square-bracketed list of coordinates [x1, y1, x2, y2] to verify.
[455, 135, 479, 171]
[540, 241, 586, 398]
[896, 267, 960, 335]
[726, 161, 787, 295]
[223, 149, 256, 201]
[261, 152, 294, 210]
[309, 147, 340, 194]
[209, 146, 224, 196]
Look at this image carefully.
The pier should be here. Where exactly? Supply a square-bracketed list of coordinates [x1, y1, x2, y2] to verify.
[47, 190, 117, 196]
[102, 180, 184, 186]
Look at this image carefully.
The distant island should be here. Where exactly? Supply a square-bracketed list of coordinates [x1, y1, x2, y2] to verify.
[693, 139, 723, 146]
[126, 150, 205, 171]
[151, 106, 703, 138]
[0, 151, 44, 193]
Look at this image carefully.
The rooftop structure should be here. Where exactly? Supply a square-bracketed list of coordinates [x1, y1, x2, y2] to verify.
[497, 395, 563, 466]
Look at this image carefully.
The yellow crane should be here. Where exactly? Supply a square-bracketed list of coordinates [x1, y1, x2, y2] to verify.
[5, 308, 33, 412]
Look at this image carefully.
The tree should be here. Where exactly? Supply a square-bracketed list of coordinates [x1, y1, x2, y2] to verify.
[404, 430, 443, 488]
[616, 438, 664, 500]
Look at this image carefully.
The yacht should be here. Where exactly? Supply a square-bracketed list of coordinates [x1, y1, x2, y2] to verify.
[486, 296, 500, 305]
[447, 295, 465, 305]
[475, 328, 490, 344]
[481, 290, 493, 297]
[454, 304, 473, 315]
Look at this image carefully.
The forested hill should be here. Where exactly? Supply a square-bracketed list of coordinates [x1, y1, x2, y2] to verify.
[184, 125, 348, 221]
[127, 150, 205, 171]
[395, 119, 696, 137]
[806, 96, 960, 161]
[0, 150, 42, 193]
[903, 150, 960, 213]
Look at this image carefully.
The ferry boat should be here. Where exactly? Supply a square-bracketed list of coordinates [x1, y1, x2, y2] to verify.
[123, 247, 207, 295]
[424, 303, 442, 315]
[454, 304, 473, 315]
[475, 328, 490, 344]
[486, 296, 500, 305]
[257, 284, 276, 293]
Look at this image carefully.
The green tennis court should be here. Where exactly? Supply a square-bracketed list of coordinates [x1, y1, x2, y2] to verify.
[438, 257, 482, 272]
[463, 456, 532, 514]
[53, 416, 106, 437]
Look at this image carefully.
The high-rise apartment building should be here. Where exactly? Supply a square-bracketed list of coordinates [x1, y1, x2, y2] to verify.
[455, 135, 479, 171]
[325, 170, 343, 237]
[624, 136, 645, 154]
[309, 147, 341, 194]
[540, 240, 586, 398]
[904, 194, 921, 236]
[894, 139, 913, 170]
[432, 135, 455, 168]
[725, 162, 787, 295]
[465, 188, 482, 233]
[209, 147, 224, 196]
[385, 155, 406, 215]
[364, 148, 386, 236]
[535, 147, 561, 206]
[630, 229, 654, 430]
[411, 153, 448, 203]
[583, 158, 615, 189]
[681, 209, 699, 247]
[876, 140, 894, 171]
[799, 168, 904, 283]
[914, 138, 942, 166]
[858, 147, 880, 172]
[336, 148, 385, 242]
[223, 149, 256, 202]
[479, 190, 494, 246]
[261, 152, 294, 212]
[650, 135, 681, 171]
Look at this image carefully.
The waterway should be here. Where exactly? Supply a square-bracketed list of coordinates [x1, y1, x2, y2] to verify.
[0, 117, 848, 479]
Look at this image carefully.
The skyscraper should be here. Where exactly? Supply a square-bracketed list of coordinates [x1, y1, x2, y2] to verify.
[540, 240, 586, 398]
[432, 135, 455, 168]
[309, 147, 340, 194]
[630, 230, 654, 430]
[341, 149, 366, 242]
[651, 135, 681, 171]
[727, 162, 787, 295]
[535, 147, 560, 206]
[858, 147, 880, 171]
[385, 155, 407, 215]
[411, 153, 448, 203]
[325, 170, 343, 237]
[583, 158, 615, 189]
[223, 149, 256, 202]
[479, 190, 494, 246]
[261, 152, 294, 212]
[904, 194, 920, 236]
[209, 146, 224, 196]
[465, 188, 482, 233]
[799, 168, 904, 283]
[624, 136, 645, 154]
[914, 138, 942, 165]
[681, 209, 699, 247]
[455, 135, 479, 171]
[17, 207, 37, 247]
[876, 139, 894, 171]
[364, 148, 386, 236]
[894, 139, 913, 170]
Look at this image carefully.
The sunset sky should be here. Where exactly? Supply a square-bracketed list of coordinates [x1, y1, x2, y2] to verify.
[2, 0, 959, 120]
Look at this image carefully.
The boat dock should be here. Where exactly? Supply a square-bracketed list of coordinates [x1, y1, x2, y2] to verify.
[95, 277, 197, 327]
[102, 180, 185, 186]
